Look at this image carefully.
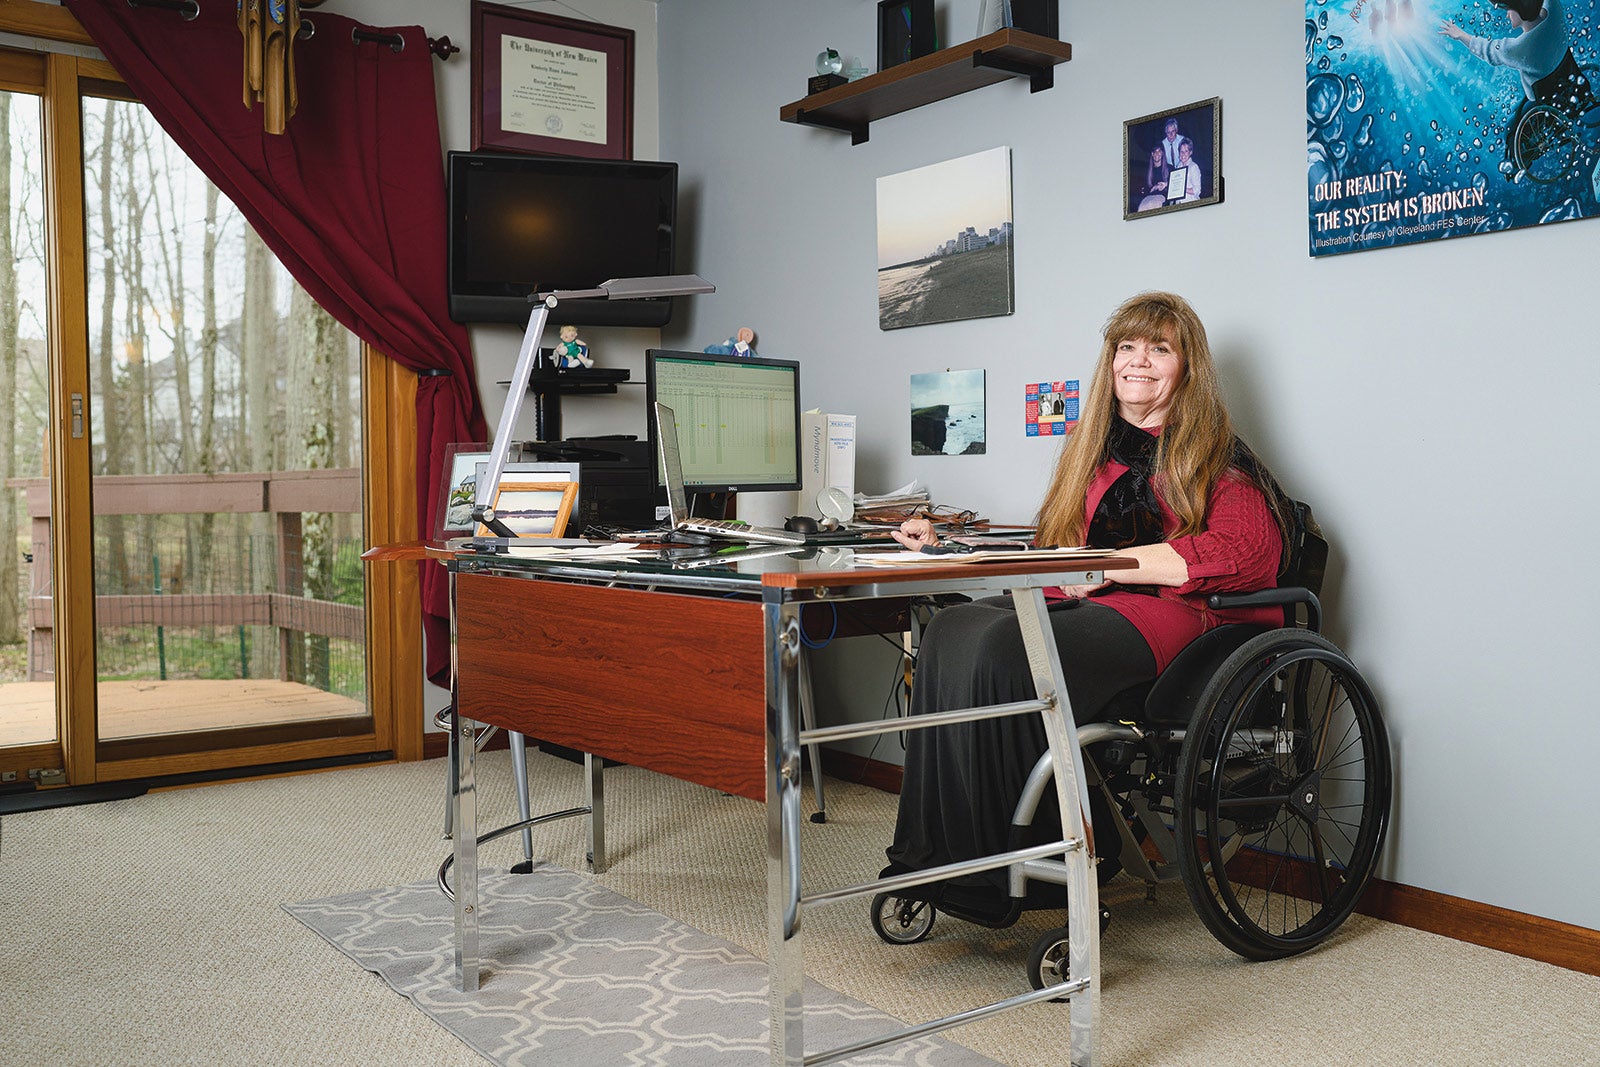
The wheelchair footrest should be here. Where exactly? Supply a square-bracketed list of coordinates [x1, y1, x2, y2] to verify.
[802, 838, 1081, 909]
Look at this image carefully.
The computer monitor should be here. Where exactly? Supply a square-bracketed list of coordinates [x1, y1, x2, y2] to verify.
[645, 349, 801, 494]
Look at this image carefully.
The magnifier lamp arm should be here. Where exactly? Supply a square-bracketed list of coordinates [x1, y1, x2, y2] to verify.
[472, 294, 556, 524]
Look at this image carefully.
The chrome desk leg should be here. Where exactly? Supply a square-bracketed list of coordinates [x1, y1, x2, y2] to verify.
[509, 731, 533, 867]
[1012, 586, 1099, 1067]
[585, 751, 607, 874]
[765, 592, 804, 1066]
[443, 709, 457, 840]
[797, 647, 826, 823]
[450, 573, 481, 993]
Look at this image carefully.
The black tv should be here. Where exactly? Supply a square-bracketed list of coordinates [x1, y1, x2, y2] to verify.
[447, 151, 677, 327]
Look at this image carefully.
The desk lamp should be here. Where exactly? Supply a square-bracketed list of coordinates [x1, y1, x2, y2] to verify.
[471, 275, 716, 538]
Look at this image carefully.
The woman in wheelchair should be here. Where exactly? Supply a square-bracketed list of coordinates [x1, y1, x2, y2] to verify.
[1440, 0, 1598, 170]
[882, 290, 1294, 924]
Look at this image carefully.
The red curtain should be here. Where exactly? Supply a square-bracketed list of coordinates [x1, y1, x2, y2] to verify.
[63, 0, 485, 684]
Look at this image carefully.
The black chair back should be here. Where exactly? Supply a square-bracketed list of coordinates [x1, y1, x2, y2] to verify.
[1281, 500, 1328, 597]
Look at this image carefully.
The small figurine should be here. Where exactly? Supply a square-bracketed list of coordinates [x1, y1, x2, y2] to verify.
[552, 324, 593, 369]
[704, 326, 757, 358]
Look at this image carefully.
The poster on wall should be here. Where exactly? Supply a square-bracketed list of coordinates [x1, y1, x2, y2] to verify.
[1025, 380, 1079, 436]
[877, 147, 1014, 330]
[1306, 0, 1600, 258]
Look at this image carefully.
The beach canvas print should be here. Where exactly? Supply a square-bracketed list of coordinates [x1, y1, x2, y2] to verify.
[910, 369, 986, 456]
[877, 147, 1014, 330]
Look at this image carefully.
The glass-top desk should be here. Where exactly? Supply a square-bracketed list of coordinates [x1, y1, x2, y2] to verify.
[436, 541, 1136, 1067]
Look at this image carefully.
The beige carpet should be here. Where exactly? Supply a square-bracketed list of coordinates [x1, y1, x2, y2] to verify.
[2, 750, 1597, 1066]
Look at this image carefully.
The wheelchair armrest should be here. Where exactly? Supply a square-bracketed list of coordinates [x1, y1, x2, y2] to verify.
[1207, 587, 1321, 632]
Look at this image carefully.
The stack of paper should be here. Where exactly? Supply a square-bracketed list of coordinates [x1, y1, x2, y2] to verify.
[854, 480, 929, 510]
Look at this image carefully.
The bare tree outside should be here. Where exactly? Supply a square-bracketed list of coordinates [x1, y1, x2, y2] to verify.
[0, 95, 19, 648]
[66, 97, 363, 709]
[0, 90, 49, 687]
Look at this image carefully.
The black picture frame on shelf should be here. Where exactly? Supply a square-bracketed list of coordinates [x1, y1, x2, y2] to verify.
[1009, 0, 1058, 38]
[878, 0, 936, 71]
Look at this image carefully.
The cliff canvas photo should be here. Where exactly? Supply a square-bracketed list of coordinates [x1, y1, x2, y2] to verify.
[910, 369, 986, 456]
[876, 147, 1014, 330]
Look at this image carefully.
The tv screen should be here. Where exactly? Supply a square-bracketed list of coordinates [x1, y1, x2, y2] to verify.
[447, 151, 677, 327]
[646, 349, 802, 494]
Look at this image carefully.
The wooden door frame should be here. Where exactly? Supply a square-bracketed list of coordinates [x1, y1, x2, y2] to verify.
[1, 3, 425, 782]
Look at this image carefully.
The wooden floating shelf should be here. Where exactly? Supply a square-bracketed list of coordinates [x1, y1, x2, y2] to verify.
[779, 27, 1072, 145]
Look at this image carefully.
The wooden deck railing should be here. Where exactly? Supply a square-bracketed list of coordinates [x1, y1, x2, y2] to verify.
[14, 470, 362, 683]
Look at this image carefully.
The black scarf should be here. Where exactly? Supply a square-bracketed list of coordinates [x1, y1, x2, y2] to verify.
[1086, 417, 1165, 551]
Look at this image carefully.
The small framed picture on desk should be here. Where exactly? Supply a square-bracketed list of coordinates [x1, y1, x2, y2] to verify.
[477, 479, 578, 538]
[438, 442, 492, 540]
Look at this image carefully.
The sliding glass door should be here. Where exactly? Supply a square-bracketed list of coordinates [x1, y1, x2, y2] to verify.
[78, 87, 373, 772]
[0, 27, 418, 789]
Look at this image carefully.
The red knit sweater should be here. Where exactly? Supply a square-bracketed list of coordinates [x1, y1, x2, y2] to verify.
[1056, 457, 1284, 673]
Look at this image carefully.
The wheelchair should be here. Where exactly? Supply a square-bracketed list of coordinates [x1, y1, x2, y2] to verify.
[869, 502, 1393, 989]
[1509, 59, 1600, 183]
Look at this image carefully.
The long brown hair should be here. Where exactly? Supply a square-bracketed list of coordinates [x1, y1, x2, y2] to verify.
[1034, 291, 1241, 547]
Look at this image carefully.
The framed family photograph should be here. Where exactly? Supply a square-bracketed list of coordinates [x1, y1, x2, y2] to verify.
[1124, 97, 1222, 220]
[470, 0, 635, 160]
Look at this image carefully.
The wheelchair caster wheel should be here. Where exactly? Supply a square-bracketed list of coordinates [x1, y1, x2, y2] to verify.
[1027, 908, 1111, 998]
[870, 891, 936, 945]
[1028, 926, 1073, 997]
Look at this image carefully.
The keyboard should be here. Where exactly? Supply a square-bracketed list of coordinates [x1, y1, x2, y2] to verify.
[677, 518, 806, 545]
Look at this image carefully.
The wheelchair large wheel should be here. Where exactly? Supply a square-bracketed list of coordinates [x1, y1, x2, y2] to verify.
[1513, 103, 1580, 183]
[1175, 630, 1391, 961]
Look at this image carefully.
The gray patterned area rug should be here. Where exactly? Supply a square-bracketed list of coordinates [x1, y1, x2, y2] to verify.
[285, 864, 1000, 1066]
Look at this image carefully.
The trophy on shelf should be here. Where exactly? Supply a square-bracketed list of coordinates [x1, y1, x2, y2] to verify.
[808, 48, 848, 95]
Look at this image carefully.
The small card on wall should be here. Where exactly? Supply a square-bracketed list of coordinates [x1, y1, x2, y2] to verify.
[1025, 380, 1078, 436]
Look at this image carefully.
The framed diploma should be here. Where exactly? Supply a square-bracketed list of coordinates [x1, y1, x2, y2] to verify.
[471, 1, 635, 160]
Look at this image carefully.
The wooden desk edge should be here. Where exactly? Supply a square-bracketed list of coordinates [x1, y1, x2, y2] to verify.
[360, 544, 1140, 584]
[761, 554, 1139, 589]
[361, 540, 454, 562]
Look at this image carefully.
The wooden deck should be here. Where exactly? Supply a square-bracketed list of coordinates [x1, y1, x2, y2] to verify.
[0, 679, 367, 746]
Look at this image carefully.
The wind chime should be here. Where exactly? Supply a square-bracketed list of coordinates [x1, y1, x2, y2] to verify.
[238, 0, 316, 134]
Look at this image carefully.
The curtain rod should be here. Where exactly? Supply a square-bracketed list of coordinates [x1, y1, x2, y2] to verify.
[123, 1, 460, 60]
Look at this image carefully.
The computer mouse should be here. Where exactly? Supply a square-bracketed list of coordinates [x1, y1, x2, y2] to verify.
[783, 514, 820, 535]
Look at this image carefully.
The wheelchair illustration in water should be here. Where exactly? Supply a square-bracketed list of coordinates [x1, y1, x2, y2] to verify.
[1509, 57, 1600, 183]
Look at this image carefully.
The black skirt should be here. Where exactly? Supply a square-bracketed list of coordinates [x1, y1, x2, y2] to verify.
[884, 596, 1156, 920]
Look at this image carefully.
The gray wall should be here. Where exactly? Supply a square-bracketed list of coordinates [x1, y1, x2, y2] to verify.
[359, 0, 1599, 931]
[653, 0, 1600, 930]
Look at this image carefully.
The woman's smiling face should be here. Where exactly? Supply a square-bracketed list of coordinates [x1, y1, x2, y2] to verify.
[1111, 335, 1183, 427]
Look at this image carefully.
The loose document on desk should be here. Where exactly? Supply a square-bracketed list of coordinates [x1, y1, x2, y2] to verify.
[447, 539, 659, 560]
